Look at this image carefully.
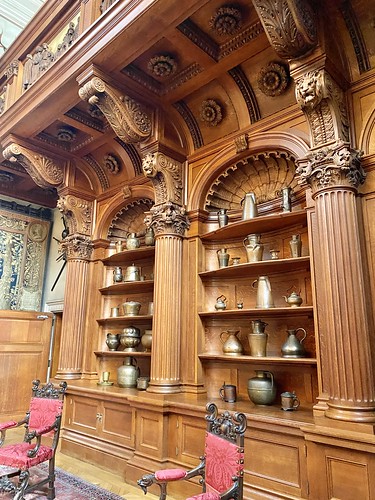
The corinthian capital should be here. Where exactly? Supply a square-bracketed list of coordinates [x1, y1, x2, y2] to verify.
[296, 141, 365, 194]
[148, 202, 190, 237]
[57, 195, 93, 236]
[2, 142, 63, 189]
[78, 76, 152, 143]
[61, 234, 93, 261]
[142, 152, 183, 206]
[294, 69, 350, 148]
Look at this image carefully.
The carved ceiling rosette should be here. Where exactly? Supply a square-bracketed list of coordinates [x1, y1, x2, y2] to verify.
[78, 76, 152, 143]
[258, 62, 289, 96]
[61, 234, 93, 261]
[199, 99, 223, 127]
[142, 152, 183, 206]
[209, 5, 243, 36]
[295, 69, 350, 148]
[147, 55, 178, 78]
[296, 141, 365, 194]
[252, 0, 317, 59]
[57, 195, 93, 236]
[2, 142, 63, 189]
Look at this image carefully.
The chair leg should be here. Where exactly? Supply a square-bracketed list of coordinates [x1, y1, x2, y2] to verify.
[14, 470, 30, 500]
[47, 458, 56, 500]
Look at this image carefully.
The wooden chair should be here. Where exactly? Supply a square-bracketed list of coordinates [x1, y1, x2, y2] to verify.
[137, 402, 247, 500]
[0, 379, 67, 499]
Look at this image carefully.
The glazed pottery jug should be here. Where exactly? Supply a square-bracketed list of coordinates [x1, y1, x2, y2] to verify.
[115, 240, 123, 253]
[217, 208, 228, 228]
[283, 291, 303, 307]
[141, 329, 153, 351]
[117, 356, 140, 388]
[252, 276, 275, 308]
[243, 234, 264, 262]
[248, 319, 268, 357]
[124, 264, 140, 282]
[217, 248, 230, 268]
[126, 232, 140, 250]
[113, 266, 123, 283]
[241, 192, 258, 220]
[289, 234, 302, 258]
[105, 333, 120, 351]
[281, 186, 292, 212]
[144, 227, 155, 246]
[119, 326, 141, 351]
[247, 370, 277, 405]
[122, 301, 141, 316]
[215, 295, 227, 311]
[220, 330, 243, 356]
[281, 328, 307, 358]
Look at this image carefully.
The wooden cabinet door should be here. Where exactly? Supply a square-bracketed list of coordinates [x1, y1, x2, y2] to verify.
[0, 310, 52, 418]
[65, 395, 99, 436]
[101, 400, 134, 447]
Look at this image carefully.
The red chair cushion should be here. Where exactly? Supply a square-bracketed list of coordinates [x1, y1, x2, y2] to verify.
[187, 494, 220, 500]
[204, 432, 243, 494]
[0, 442, 53, 469]
[28, 397, 63, 434]
[155, 469, 187, 481]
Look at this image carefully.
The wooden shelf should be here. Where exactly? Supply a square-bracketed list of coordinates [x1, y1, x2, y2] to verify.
[201, 210, 307, 242]
[199, 256, 310, 280]
[99, 280, 154, 295]
[198, 353, 317, 365]
[102, 246, 155, 265]
[198, 306, 314, 319]
[97, 315, 153, 325]
[94, 351, 151, 358]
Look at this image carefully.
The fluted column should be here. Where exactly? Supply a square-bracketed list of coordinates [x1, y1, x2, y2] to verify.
[297, 142, 375, 422]
[55, 234, 93, 379]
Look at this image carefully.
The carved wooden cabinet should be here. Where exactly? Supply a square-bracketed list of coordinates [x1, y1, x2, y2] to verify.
[198, 210, 318, 409]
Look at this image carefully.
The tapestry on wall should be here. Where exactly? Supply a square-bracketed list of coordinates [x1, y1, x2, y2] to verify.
[0, 205, 51, 311]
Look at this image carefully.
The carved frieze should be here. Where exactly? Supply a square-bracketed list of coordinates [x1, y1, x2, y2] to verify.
[23, 44, 55, 90]
[147, 201, 190, 237]
[56, 195, 93, 236]
[61, 234, 93, 261]
[252, 0, 317, 59]
[5, 60, 19, 79]
[78, 76, 152, 144]
[142, 152, 183, 206]
[296, 140, 365, 193]
[295, 69, 350, 147]
[2, 143, 63, 189]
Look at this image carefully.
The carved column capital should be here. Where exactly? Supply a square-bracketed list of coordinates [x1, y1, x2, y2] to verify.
[61, 234, 93, 261]
[57, 195, 93, 236]
[142, 151, 183, 206]
[294, 69, 350, 147]
[252, 0, 317, 59]
[296, 141, 365, 194]
[147, 202, 189, 237]
[2, 142, 63, 189]
[78, 76, 152, 143]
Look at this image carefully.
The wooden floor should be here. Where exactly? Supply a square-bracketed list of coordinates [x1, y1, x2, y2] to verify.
[4, 427, 162, 500]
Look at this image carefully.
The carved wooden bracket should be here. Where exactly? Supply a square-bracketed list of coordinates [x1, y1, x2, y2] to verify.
[296, 140, 365, 194]
[61, 234, 93, 261]
[294, 69, 350, 148]
[57, 194, 93, 236]
[2, 142, 64, 189]
[142, 152, 183, 206]
[78, 76, 152, 143]
[252, 0, 317, 59]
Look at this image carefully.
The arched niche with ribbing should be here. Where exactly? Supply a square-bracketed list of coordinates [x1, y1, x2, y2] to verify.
[188, 132, 310, 212]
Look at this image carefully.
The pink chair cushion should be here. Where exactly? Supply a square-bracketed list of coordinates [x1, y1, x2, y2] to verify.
[204, 432, 244, 494]
[186, 494, 220, 500]
[28, 397, 63, 435]
[155, 469, 187, 481]
[0, 421, 17, 431]
[0, 442, 53, 469]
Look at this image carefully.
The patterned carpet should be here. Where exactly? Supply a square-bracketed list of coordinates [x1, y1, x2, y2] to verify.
[0, 463, 124, 499]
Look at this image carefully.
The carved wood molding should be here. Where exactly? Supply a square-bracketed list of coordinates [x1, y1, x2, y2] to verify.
[2, 142, 64, 189]
[252, 0, 317, 59]
[294, 69, 350, 148]
[78, 76, 152, 144]
[61, 234, 93, 261]
[57, 194, 93, 236]
[142, 152, 183, 206]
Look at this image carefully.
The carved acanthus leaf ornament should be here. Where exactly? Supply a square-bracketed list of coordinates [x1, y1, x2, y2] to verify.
[142, 152, 183, 206]
[61, 234, 93, 261]
[295, 70, 350, 148]
[78, 77, 152, 143]
[2, 143, 63, 189]
[252, 0, 317, 59]
[147, 202, 190, 237]
[57, 195, 93, 236]
[296, 141, 365, 194]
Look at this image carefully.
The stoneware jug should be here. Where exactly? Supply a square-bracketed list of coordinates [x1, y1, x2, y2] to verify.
[217, 208, 229, 228]
[220, 329, 243, 356]
[243, 234, 264, 263]
[126, 232, 140, 250]
[117, 356, 140, 388]
[144, 227, 155, 246]
[289, 234, 302, 258]
[247, 370, 277, 405]
[252, 276, 275, 308]
[217, 248, 230, 268]
[241, 192, 258, 220]
[113, 266, 123, 283]
[281, 328, 307, 358]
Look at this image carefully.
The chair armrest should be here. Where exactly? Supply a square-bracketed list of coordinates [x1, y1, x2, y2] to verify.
[26, 420, 58, 458]
[0, 419, 26, 447]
